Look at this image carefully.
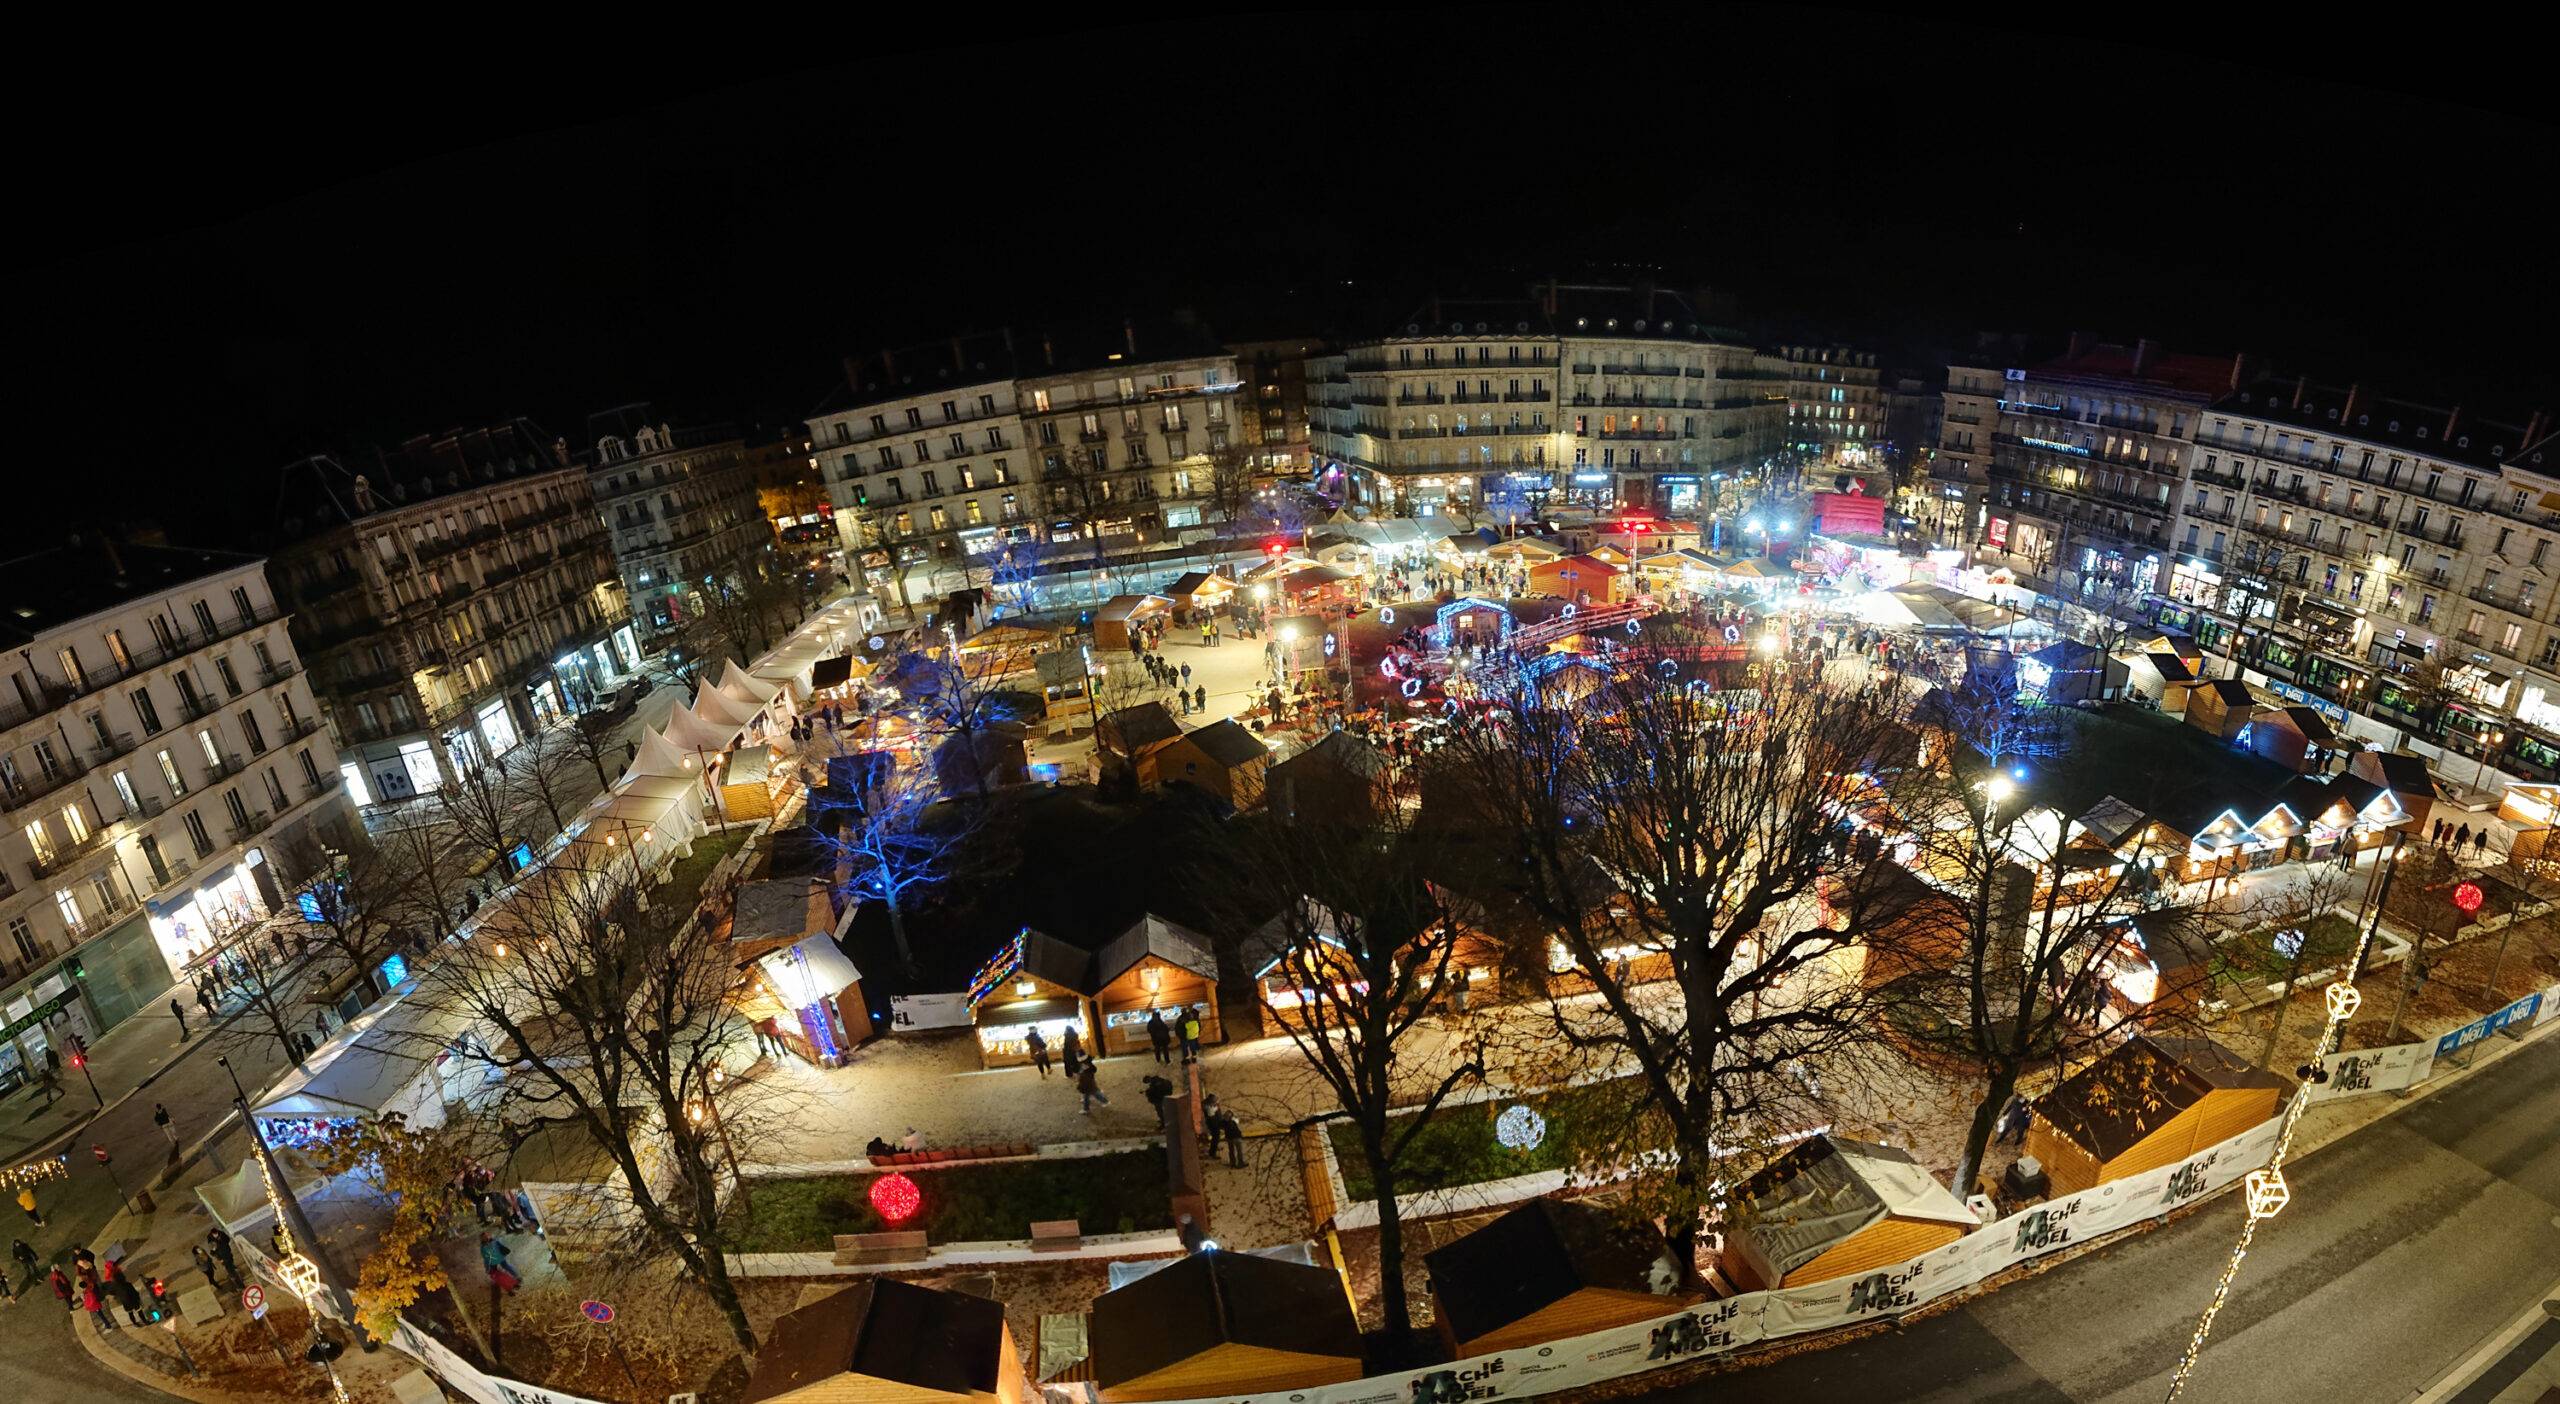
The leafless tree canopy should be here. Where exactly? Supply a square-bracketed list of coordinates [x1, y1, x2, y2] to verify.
[406, 847, 773, 1352]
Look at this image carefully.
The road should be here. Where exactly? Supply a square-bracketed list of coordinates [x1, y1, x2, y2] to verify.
[1636, 1031, 2560, 1403]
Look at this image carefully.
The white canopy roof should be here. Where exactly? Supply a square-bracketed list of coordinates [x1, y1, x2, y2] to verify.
[692, 682, 762, 729]
[754, 937, 863, 1009]
[721, 659, 783, 703]
[621, 727, 699, 784]
[661, 703, 742, 752]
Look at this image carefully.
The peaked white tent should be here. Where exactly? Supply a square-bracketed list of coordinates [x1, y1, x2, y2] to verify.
[692, 682, 762, 730]
[661, 702, 742, 753]
[619, 727, 700, 787]
[721, 659, 784, 705]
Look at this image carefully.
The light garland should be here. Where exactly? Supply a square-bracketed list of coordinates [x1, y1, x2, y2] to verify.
[2163, 840, 2401, 1400]
[0, 1156, 68, 1193]
[252, 1132, 347, 1403]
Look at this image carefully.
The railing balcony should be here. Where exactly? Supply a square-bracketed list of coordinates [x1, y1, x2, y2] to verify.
[87, 731, 139, 765]
[204, 752, 248, 782]
[29, 827, 112, 879]
[177, 691, 220, 721]
[259, 660, 301, 686]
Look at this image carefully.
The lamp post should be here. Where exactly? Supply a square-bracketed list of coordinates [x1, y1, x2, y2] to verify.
[687, 1087, 749, 1211]
[2463, 728, 2506, 793]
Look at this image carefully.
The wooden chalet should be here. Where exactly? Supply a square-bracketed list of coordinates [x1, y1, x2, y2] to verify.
[2184, 679, 2259, 744]
[1423, 1198, 1684, 1357]
[963, 928, 1096, 1069]
[1090, 1250, 1364, 1402]
[1092, 915, 1222, 1056]
[1093, 594, 1172, 650]
[2027, 1034, 2286, 1195]
[1722, 1135, 1980, 1292]
[1096, 703, 1187, 789]
[1265, 729, 1395, 826]
[1527, 552, 1631, 605]
[741, 1279, 1029, 1404]
[1155, 718, 1270, 811]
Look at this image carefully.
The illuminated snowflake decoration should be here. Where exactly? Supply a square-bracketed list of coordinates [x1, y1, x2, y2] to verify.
[869, 1171, 922, 1224]
[1494, 1105, 1547, 1151]
[1379, 607, 1395, 626]
[2323, 981, 2362, 1021]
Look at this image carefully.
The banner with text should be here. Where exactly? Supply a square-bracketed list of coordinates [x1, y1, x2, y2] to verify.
[2305, 1039, 2438, 1102]
[889, 992, 974, 1030]
[1040, 1117, 2281, 1404]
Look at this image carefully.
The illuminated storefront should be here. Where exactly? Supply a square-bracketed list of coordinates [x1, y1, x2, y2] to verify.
[475, 699, 519, 758]
[145, 849, 277, 977]
[962, 929, 1094, 1069]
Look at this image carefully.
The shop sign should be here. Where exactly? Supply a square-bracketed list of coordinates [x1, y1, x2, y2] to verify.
[888, 993, 972, 1030]
[0, 989, 78, 1044]
[2436, 993, 2542, 1058]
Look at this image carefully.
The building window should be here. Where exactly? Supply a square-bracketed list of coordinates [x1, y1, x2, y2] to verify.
[157, 749, 187, 797]
[6, 918, 36, 967]
[22, 821, 54, 868]
[60, 804, 88, 845]
[183, 811, 212, 858]
[131, 687, 163, 735]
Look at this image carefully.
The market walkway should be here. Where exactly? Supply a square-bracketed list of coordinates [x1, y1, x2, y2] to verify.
[1633, 1022, 2560, 1404]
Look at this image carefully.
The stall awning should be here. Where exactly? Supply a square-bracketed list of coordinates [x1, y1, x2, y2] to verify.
[756, 938, 864, 1009]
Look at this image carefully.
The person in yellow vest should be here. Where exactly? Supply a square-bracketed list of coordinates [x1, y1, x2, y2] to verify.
[15, 1187, 40, 1227]
[1178, 1008, 1204, 1064]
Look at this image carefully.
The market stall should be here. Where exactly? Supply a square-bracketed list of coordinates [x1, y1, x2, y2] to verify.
[963, 927, 1096, 1069]
[731, 878, 869, 1067]
[1721, 1134, 1979, 1291]
[721, 743, 780, 822]
[1094, 594, 1174, 650]
[743, 1280, 1029, 1404]
[1091, 915, 1222, 1056]
[2027, 1034, 2286, 1195]
[1090, 1249, 1364, 1402]
[1424, 1198, 1684, 1357]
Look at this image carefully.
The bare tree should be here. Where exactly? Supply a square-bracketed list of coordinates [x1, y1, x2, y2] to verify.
[1207, 797, 1483, 1351]
[1202, 440, 1260, 531]
[200, 906, 314, 1069]
[274, 832, 413, 1005]
[1438, 625, 1907, 1259]
[433, 760, 522, 885]
[409, 852, 771, 1353]
[515, 731, 596, 840]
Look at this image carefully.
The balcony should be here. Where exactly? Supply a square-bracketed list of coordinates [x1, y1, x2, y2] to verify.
[305, 773, 346, 802]
[177, 690, 221, 722]
[29, 827, 113, 879]
[86, 731, 139, 765]
[279, 716, 324, 745]
[226, 812, 273, 845]
[2, 757, 92, 816]
[203, 752, 248, 782]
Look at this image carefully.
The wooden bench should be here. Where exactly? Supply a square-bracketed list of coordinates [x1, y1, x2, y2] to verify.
[834, 1230, 928, 1266]
[1029, 1219, 1082, 1252]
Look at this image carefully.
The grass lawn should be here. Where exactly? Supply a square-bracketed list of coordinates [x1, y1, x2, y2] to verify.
[1327, 1083, 1620, 1202]
[722, 1150, 1172, 1250]
[661, 829, 750, 916]
[2220, 911, 2362, 986]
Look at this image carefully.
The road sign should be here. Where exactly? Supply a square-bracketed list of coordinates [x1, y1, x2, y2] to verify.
[242, 1284, 268, 1319]
[580, 1299, 614, 1324]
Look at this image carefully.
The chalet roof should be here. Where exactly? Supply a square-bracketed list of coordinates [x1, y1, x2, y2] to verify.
[1096, 914, 1219, 988]
[741, 1279, 1009, 1402]
[1273, 730, 1390, 783]
[1184, 718, 1269, 770]
[731, 878, 832, 946]
[2257, 705, 2338, 743]
[2036, 1034, 2287, 1163]
[1020, 929, 1098, 993]
[2142, 650, 2199, 684]
[2200, 679, 2256, 707]
[2122, 909, 2213, 977]
[1735, 1135, 1977, 1278]
[1091, 1249, 1363, 1389]
[1103, 703, 1185, 751]
[1424, 1198, 1675, 1344]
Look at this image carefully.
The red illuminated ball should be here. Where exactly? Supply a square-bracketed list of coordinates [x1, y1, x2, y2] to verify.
[2452, 881, 2484, 915]
[869, 1171, 921, 1224]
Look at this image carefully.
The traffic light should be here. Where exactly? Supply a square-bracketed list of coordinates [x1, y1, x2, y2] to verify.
[67, 1032, 85, 1056]
[143, 1277, 171, 1324]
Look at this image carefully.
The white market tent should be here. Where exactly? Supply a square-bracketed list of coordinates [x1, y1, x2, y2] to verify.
[721, 658, 784, 705]
[692, 681, 763, 732]
[661, 702, 743, 753]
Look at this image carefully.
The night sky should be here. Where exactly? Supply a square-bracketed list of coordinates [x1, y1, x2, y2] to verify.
[27, 13, 2552, 542]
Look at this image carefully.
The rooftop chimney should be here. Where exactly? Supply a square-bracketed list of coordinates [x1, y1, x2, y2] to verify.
[2291, 374, 2307, 410]
[2523, 410, 2547, 448]
[1123, 318, 1138, 359]
[1042, 336, 1055, 368]
[2066, 330, 2092, 361]
[2132, 338, 2158, 377]
[2228, 352, 2251, 391]
[880, 347, 899, 382]
[2341, 383, 2362, 425]
[842, 355, 865, 392]
[2445, 405, 2463, 440]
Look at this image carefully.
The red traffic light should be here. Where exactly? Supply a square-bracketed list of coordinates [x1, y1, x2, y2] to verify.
[70, 1054, 85, 1070]
[2451, 881, 2485, 915]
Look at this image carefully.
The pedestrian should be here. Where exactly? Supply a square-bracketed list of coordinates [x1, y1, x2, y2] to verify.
[513, 1187, 541, 1238]
[1179, 1007, 1204, 1063]
[169, 998, 189, 1041]
[103, 1261, 141, 1326]
[1204, 1095, 1247, 1168]
[900, 1126, 923, 1153]
[206, 1227, 237, 1287]
[82, 1277, 112, 1332]
[479, 1233, 519, 1294]
[2472, 828, 2489, 860]
[1025, 1025, 1052, 1077]
[312, 1009, 329, 1042]
[190, 1246, 220, 1292]
[1193, 684, 1206, 714]
[155, 1103, 178, 1149]
[1061, 1025, 1085, 1078]
[1145, 1009, 1172, 1065]
[9, 1239, 34, 1289]
[15, 1187, 40, 1227]
[194, 983, 214, 1021]
[1180, 663, 1193, 686]
[2455, 822, 2472, 853]
[47, 1267, 69, 1314]
[1076, 1060, 1109, 1114]
[1142, 1073, 1175, 1124]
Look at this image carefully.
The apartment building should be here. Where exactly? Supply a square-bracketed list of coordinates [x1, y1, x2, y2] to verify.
[266, 423, 635, 806]
[1309, 284, 1789, 519]
[747, 425, 831, 551]
[1019, 325, 1241, 548]
[0, 541, 354, 1085]
[1952, 338, 2244, 601]
[1783, 346, 1884, 459]
[809, 325, 1243, 606]
[2166, 383, 2556, 776]
[582, 405, 767, 638]
[808, 332, 1036, 608]
[1231, 336, 1326, 477]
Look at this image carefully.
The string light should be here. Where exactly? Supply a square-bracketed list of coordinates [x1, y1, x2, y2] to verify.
[0, 1156, 68, 1193]
[252, 1133, 348, 1402]
[2163, 838, 2400, 1400]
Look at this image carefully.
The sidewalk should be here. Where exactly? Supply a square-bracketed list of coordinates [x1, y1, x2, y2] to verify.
[0, 951, 312, 1165]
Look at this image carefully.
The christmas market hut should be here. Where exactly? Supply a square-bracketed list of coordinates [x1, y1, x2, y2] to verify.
[1720, 1135, 1980, 1292]
[1424, 1197, 1684, 1357]
[731, 877, 871, 1067]
[964, 927, 1096, 1069]
[1163, 571, 1236, 616]
[1089, 1247, 1364, 1402]
[1091, 914, 1222, 1056]
[1094, 594, 1173, 650]
[2026, 1034, 2287, 1195]
[720, 742, 781, 822]
[742, 1278, 1031, 1404]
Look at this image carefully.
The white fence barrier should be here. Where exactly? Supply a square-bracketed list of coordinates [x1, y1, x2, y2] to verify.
[1041, 1118, 2284, 1404]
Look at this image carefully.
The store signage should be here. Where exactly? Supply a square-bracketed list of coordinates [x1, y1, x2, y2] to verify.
[888, 993, 971, 1030]
[0, 989, 77, 1045]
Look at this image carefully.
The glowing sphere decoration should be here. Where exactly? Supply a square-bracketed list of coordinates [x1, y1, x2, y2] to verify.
[869, 1171, 922, 1224]
[1561, 603, 1578, 620]
[2451, 881, 2485, 915]
[1402, 677, 1424, 698]
[867, 635, 887, 652]
[1380, 658, 1399, 678]
[1626, 619, 1642, 637]
[1379, 607, 1395, 625]
[1494, 1105, 1547, 1151]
